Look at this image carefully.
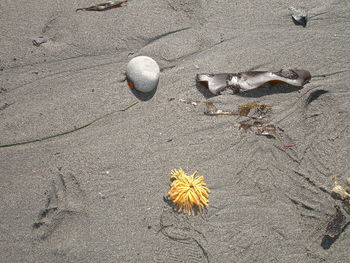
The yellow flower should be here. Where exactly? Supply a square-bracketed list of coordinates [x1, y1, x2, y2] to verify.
[168, 169, 210, 215]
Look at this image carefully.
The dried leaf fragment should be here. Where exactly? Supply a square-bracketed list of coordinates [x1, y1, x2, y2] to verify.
[76, 0, 128, 12]
[238, 103, 272, 117]
[203, 101, 239, 116]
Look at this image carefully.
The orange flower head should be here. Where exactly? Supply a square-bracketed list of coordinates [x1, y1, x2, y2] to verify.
[168, 169, 210, 215]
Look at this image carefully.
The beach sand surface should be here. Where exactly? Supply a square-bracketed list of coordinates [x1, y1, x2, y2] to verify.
[1, 0, 350, 262]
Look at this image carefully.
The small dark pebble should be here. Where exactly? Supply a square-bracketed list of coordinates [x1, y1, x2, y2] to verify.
[91, 88, 95, 92]
[147, 226, 152, 229]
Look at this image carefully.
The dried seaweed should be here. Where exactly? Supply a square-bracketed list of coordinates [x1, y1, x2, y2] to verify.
[237, 103, 271, 117]
[196, 68, 311, 95]
[321, 205, 350, 249]
[76, 0, 128, 12]
[203, 102, 271, 118]
[203, 101, 239, 116]
[325, 205, 345, 238]
[176, 99, 277, 137]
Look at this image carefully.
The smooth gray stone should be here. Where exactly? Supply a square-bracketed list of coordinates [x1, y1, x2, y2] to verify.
[126, 56, 160, 93]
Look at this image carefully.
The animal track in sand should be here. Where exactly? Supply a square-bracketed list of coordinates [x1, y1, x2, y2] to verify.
[32, 170, 89, 256]
[154, 206, 209, 263]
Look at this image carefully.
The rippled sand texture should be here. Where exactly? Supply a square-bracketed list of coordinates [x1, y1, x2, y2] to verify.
[1, 0, 350, 262]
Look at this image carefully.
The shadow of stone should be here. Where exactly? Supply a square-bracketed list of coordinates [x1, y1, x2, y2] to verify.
[126, 76, 158, 101]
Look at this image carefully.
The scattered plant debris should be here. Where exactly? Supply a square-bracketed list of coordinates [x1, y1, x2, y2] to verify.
[238, 103, 272, 117]
[203, 101, 271, 118]
[76, 0, 128, 12]
[175, 98, 277, 137]
[203, 101, 239, 116]
[239, 120, 277, 137]
[176, 99, 271, 118]
[196, 69, 311, 95]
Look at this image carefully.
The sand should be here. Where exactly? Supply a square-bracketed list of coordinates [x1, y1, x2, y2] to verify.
[1, 0, 350, 262]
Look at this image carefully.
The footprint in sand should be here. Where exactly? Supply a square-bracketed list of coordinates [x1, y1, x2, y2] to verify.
[32, 169, 89, 258]
[154, 206, 209, 263]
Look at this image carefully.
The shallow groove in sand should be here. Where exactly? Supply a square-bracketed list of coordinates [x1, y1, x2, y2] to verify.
[0, 101, 138, 148]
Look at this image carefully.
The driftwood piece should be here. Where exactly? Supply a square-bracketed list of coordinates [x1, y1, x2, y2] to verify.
[196, 68, 311, 95]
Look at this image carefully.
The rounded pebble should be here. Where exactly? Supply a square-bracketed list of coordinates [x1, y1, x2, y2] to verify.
[126, 56, 160, 93]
